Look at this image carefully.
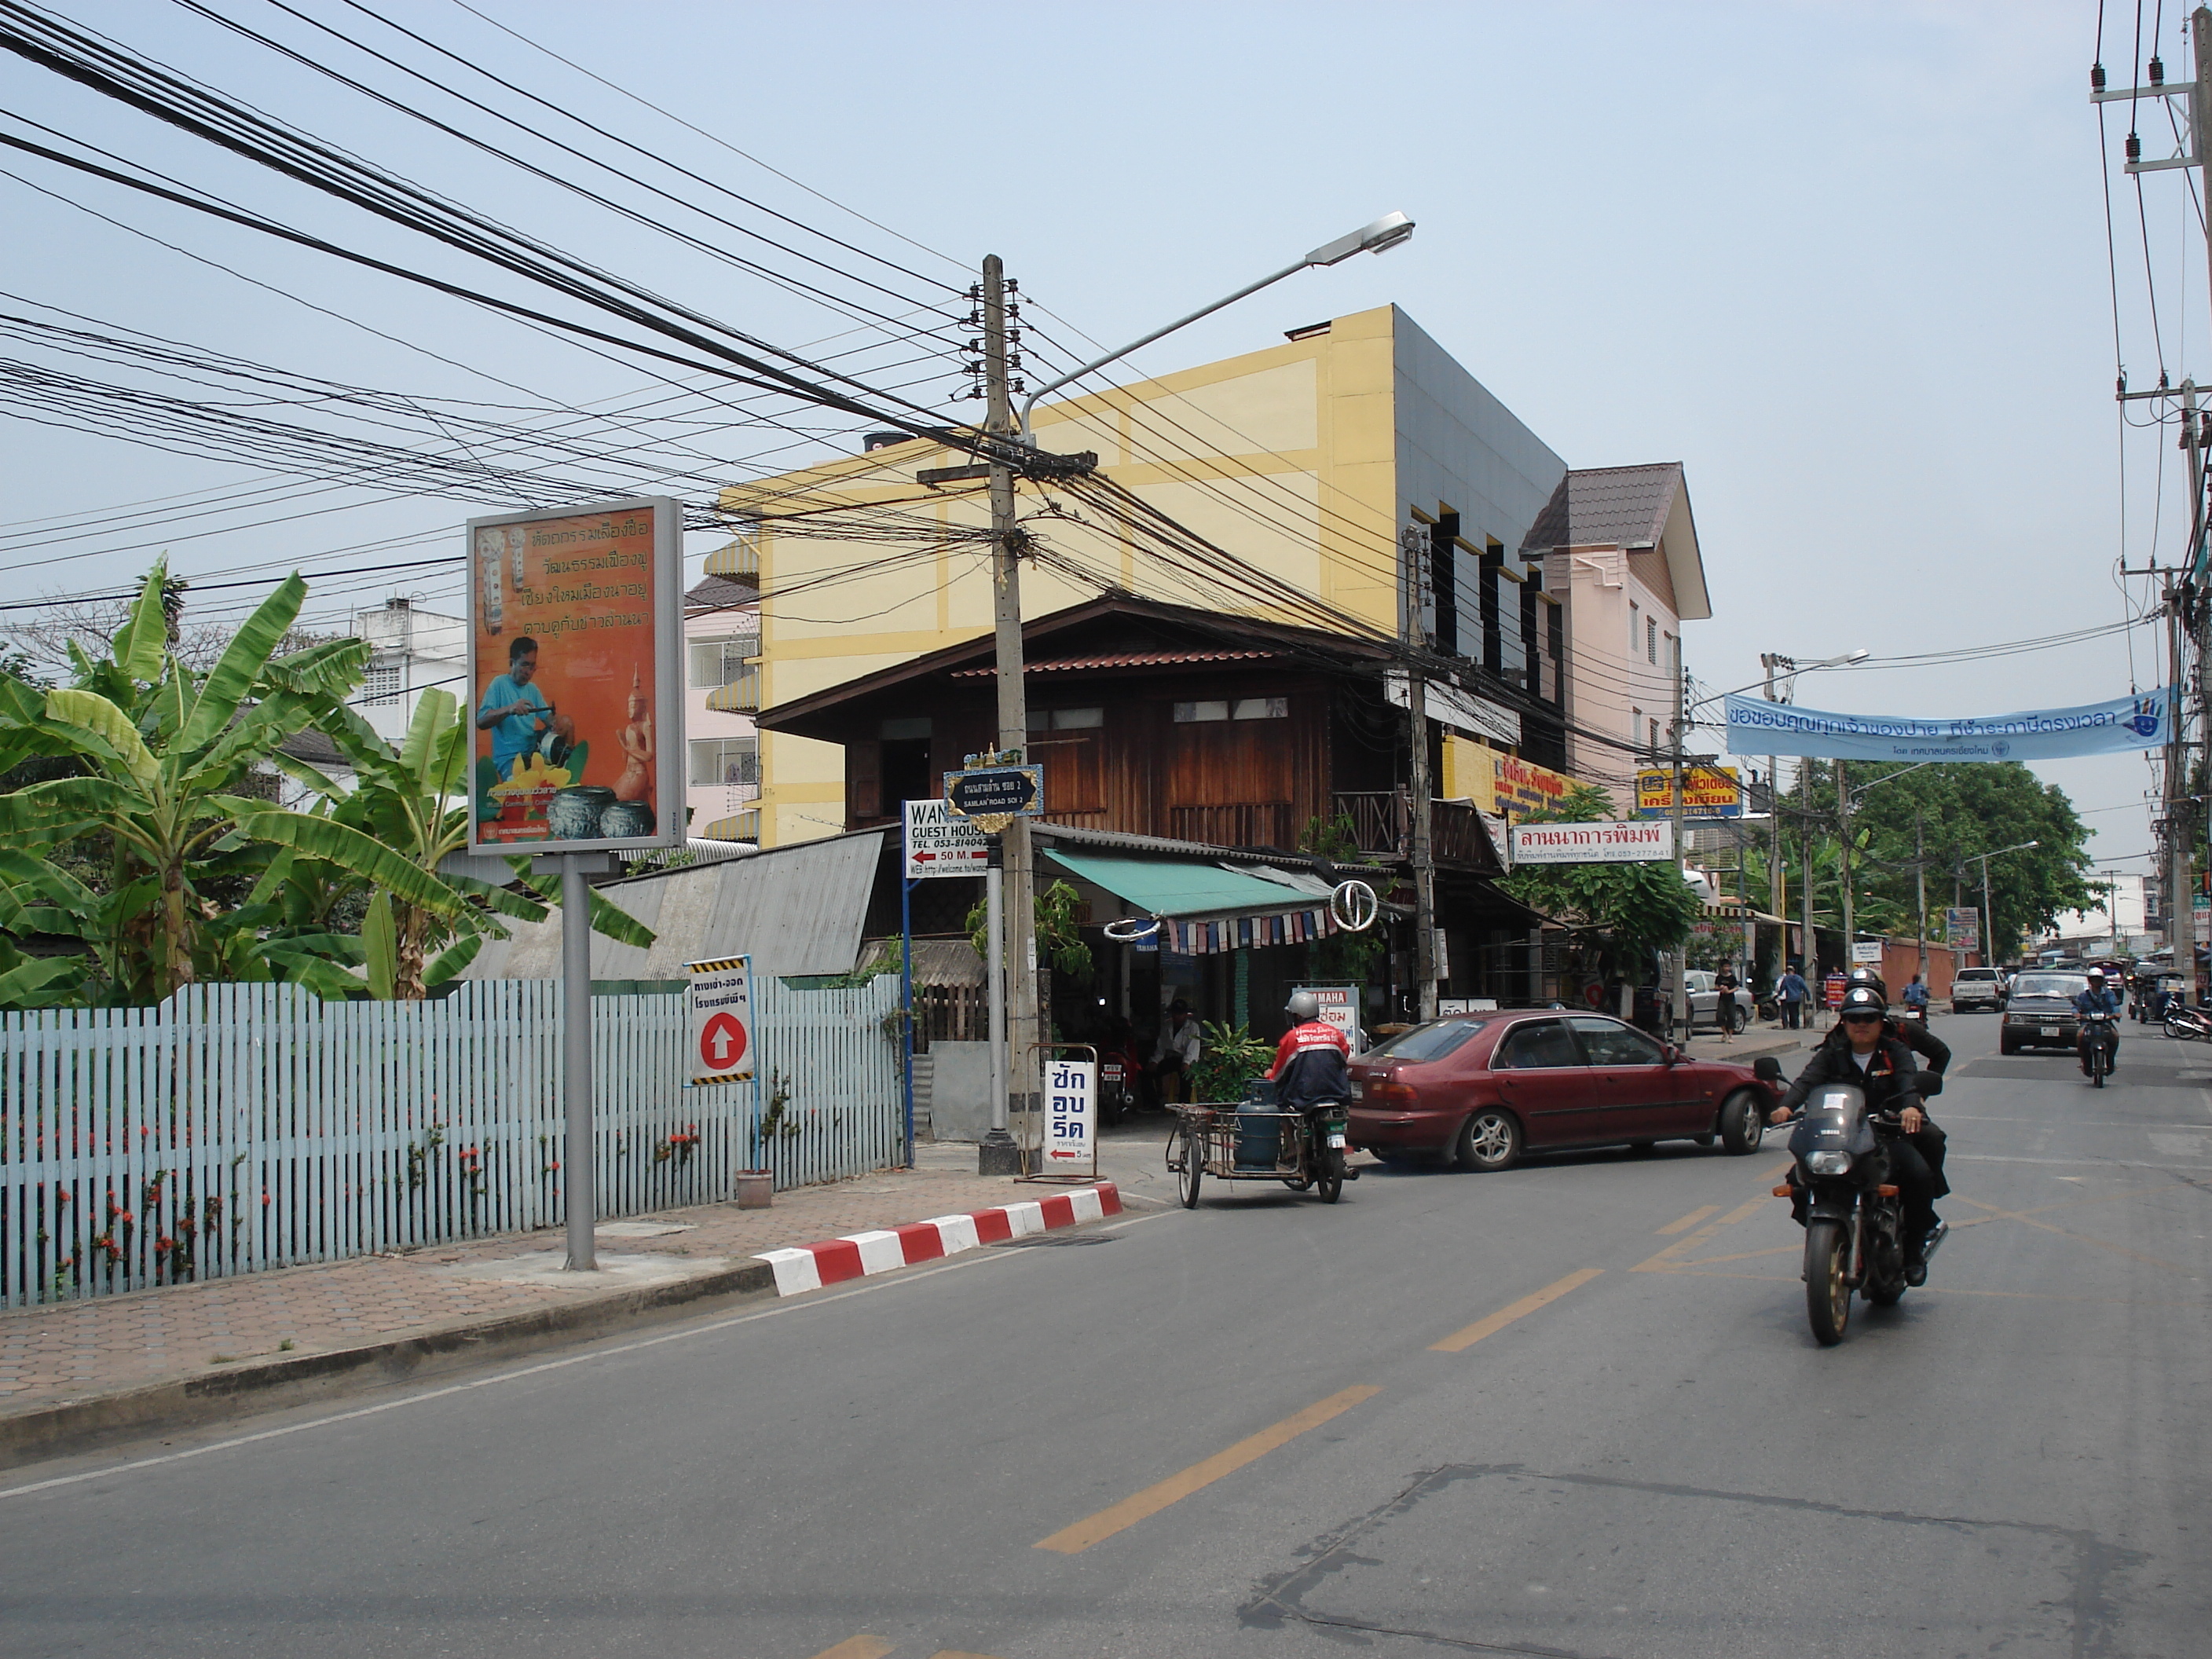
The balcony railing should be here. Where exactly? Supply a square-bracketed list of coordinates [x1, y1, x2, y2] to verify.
[1329, 792, 1498, 869]
[1170, 803, 1295, 849]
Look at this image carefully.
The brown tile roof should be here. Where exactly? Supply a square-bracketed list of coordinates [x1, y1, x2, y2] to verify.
[685, 574, 759, 612]
[947, 649, 1276, 678]
[1520, 463, 1683, 552]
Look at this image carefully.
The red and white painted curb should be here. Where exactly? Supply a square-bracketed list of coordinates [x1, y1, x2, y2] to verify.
[755, 1183, 1122, 1297]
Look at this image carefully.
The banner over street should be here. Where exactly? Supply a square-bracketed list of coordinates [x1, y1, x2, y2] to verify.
[1724, 688, 2172, 762]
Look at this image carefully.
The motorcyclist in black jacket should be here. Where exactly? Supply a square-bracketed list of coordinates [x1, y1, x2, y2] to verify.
[1771, 983, 1944, 1284]
[2074, 967, 2122, 1076]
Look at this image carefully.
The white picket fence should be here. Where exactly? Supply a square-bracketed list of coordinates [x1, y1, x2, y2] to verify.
[0, 976, 905, 1309]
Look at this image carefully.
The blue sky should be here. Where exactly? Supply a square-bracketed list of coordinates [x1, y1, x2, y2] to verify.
[0, 2, 2186, 877]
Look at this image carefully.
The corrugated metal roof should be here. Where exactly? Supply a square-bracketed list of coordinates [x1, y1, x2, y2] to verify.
[1519, 463, 1683, 552]
[463, 830, 884, 980]
[685, 575, 758, 612]
[947, 649, 1275, 678]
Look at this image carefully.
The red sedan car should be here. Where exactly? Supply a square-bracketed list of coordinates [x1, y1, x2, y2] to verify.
[1347, 1011, 1782, 1171]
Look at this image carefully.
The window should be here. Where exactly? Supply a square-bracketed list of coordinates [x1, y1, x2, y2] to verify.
[1492, 1020, 1581, 1070]
[1026, 706, 1104, 731]
[1364, 1020, 1485, 1062]
[689, 635, 757, 689]
[1568, 1016, 1665, 1067]
[1174, 700, 1230, 723]
[688, 737, 757, 788]
[1632, 706, 1642, 742]
[1646, 616, 1658, 664]
[1650, 718, 1661, 753]
[361, 661, 401, 707]
[1233, 697, 1287, 720]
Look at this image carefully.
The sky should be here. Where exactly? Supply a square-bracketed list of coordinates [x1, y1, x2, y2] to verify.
[0, 0, 2196, 882]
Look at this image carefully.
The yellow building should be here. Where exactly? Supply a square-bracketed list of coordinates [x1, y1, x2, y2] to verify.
[716, 303, 1573, 847]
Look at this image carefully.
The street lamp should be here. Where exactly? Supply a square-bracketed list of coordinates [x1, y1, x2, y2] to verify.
[1017, 211, 1415, 443]
[1966, 840, 2038, 968]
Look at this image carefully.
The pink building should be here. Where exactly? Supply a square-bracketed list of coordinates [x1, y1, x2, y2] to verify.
[1526, 463, 1712, 806]
[683, 575, 760, 841]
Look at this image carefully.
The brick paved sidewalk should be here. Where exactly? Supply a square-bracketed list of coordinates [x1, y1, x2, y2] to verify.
[1, 1142, 1167, 1426]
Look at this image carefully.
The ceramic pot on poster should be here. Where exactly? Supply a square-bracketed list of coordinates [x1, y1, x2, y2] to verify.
[599, 798, 655, 840]
[546, 786, 617, 840]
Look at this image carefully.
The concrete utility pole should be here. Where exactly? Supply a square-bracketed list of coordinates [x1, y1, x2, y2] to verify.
[980, 255, 1031, 1174]
[1670, 653, 1689, 1038]
[1836, 760, 1855, 952]
[1915, 809, 1928, 985]
[1760, 655, 1785, 928]
[2101, 10, 2212, 971]
[1401, 522, 1438, 1022]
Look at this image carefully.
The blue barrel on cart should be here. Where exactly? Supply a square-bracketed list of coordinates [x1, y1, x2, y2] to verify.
[1235, 1076, 1280, 1168]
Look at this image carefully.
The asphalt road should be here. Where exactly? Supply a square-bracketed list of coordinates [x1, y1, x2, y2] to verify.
[4, 1012, 2207, 1658]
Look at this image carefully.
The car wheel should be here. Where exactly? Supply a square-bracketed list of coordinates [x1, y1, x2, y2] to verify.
[1727, 1005, 1748, 1035]
[1999, 1031, 2019, 1056]
[1719, 1089, 1765, 1155]
[1455, 1108, 1522, 1172]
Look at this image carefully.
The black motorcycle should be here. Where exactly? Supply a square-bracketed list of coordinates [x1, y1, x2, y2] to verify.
[2080, 1008, 2118, 1086]
[1781, 1082, 1945, 1346]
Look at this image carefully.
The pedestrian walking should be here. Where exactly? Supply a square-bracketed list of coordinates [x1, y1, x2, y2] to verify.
[1715, 965, 1740, 1042]
[1778, 961, 1808, 1031]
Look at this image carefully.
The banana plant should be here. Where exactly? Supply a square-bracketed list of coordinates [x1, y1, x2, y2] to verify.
[0, 564, 468, 1006]
[290, 687, 654, 1000]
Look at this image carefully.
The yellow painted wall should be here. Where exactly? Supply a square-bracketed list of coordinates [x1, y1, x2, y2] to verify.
[724, 306, 1408, 845]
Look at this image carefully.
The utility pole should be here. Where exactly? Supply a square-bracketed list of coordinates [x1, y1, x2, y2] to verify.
[2166, 570, 2192, 958]
[1670, 651, 1689, 1038]
[1914, 809, 1928, 986]
[1983, 854, 1998, 969]
[1837, 760, 1855, 950]
[1401, 522, 1438, 1022]
[980, 255, 1031, 1175]
[1760, 655, 1785, 928]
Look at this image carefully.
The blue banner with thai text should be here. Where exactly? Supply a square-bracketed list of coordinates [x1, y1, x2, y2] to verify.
[1724, 687, 2173, 762]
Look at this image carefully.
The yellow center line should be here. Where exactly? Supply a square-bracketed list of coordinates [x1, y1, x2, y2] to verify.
[808, 1641, 894, 1659]
[1657, 1204, 1721, 1235]
[1034, 1383, 1382, 1555]
[1719, 1194, 1771, 1225]
[1430, 1268, 1604, 1353]
[1634, 1192, 1778, 1272]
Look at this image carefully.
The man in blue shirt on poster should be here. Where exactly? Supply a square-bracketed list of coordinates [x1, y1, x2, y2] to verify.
[476, 635, 551, 780]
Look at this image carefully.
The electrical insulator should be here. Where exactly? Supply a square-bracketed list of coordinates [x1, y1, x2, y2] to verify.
[2129, 131, 2144, 161]
[2152, 54, 2166, 85]
[2093, 61, 2108, 91]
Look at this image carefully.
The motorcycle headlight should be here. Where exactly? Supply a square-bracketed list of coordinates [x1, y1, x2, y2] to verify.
[1806, 1150, 1853, 1176]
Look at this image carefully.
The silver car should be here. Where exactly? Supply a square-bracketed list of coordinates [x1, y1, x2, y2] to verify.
[1684, 969, 1756, 1033]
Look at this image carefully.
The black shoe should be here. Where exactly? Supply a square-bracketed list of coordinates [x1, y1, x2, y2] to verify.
[1905, 1257, 1928, 1287]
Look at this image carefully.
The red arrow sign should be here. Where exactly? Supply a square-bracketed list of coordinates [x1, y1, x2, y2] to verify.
[699, 1011, 748, 1073]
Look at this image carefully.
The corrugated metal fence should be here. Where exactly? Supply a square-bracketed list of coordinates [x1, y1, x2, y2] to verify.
[0, 976, 904, 1309]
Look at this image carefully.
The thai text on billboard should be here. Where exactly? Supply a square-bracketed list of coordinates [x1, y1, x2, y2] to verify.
[1635, 765, 1741, 819]
[1723, 688, 2172, 762]
[1507, 820, 1675, 865]
[467, 498, 682, 851]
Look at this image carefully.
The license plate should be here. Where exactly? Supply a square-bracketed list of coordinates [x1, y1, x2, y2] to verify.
[1350, 1082, 1363, 1099]
[1327, 1133, 1346, 1148]
[2042, 1027, 2059, 1037]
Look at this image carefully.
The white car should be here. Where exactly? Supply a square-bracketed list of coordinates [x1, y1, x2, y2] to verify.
[1683, 970, 1755, 1034]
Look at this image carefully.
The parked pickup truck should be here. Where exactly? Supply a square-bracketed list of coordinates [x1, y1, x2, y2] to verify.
[1950, 966, 2007, 1013]
[1683, 969, 1755, 1033]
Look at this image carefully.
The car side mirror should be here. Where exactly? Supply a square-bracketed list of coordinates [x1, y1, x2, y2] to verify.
[1752, 1056, 1784, 1083]
[1661, 1043, 1680, 1066]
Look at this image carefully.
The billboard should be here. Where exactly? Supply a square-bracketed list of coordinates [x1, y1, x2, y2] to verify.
[1723, 687, 2172, 762]
[1508, 820, 1675, 865]
[1635, 765, 1741, 819]
[467, 498, 683, 852]
[1944, 906, 1980, 950]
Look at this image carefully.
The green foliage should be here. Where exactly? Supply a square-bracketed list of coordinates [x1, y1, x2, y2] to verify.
[965, 878, 1093, 981]
[1192, 1020, 1274, 1105]
[1783, 759, 2093, 956]
[1500, 784, 1703, 977]
[0, 562, 465, 1007]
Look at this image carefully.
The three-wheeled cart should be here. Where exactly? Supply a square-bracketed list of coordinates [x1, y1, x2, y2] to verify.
[1163, 1094, 1348, 1207]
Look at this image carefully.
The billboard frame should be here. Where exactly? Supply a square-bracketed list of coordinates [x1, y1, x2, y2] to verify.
[464, 495, 684, 856]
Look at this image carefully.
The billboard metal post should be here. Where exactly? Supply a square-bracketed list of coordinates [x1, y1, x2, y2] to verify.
[561, 851, 595, 1272]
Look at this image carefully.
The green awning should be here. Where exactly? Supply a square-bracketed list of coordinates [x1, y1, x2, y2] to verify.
[1042, 849, 1313, 920]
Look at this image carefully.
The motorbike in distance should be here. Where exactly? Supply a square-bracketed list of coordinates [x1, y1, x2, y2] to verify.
[1774, 1080, 1945, 1346]
[2081, 1008, 2118, 1087]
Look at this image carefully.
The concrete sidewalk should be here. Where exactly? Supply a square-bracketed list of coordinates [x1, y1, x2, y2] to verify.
[0, 1139, 1173, 1463]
